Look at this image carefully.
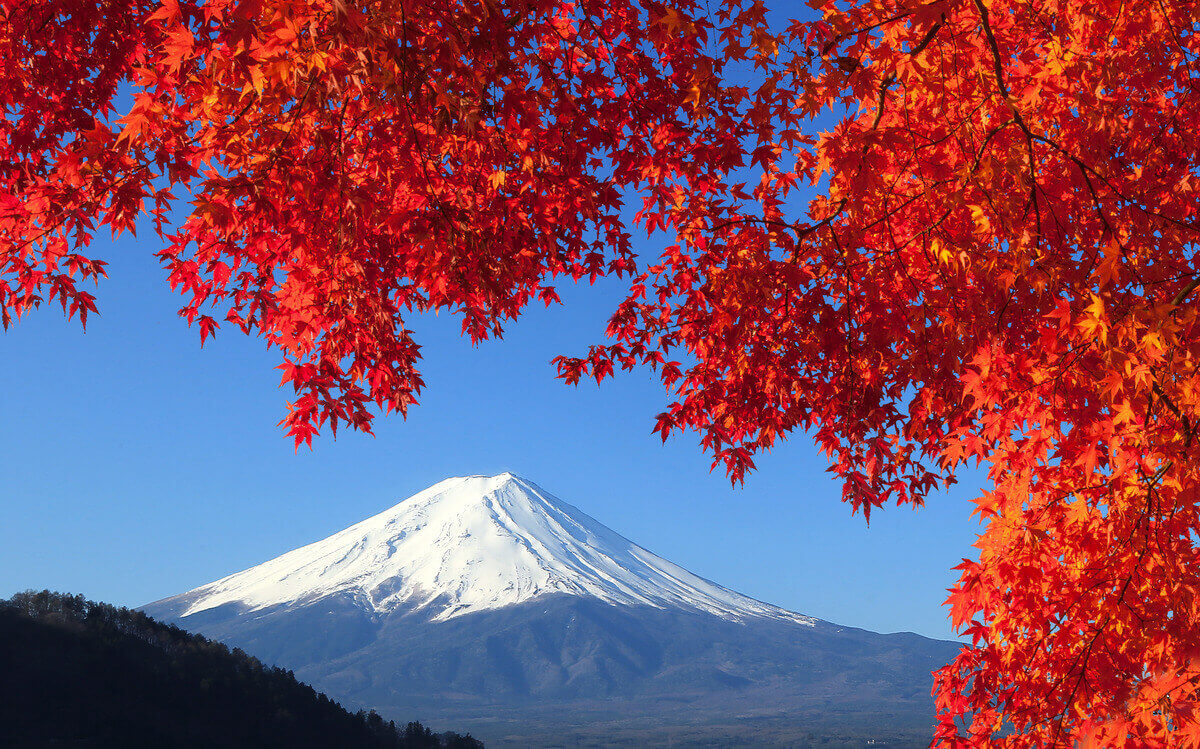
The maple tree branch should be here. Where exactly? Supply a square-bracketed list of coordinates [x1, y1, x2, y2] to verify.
[971, 0, 1015, 107]
[1052, 632, 1097, 742]
[1153, 0, 1198, 80]
[870, 75, 896, 131]
[1151, 381, 1193, 449]
[1171, 276, 1200, 307]
[909, 15, 946, 57]
[1049, 500, 1159, 743]
[26, 5, 57, 37]
[1031, 133, 1200, 234]
[392, 0, 455, 238]
[818, 5, 934, 57]
[256, 77, 317, 183]
[972, 0, 1043, 247]
[1145, 459, 1174, 491]
[967, 118, 1016, 174]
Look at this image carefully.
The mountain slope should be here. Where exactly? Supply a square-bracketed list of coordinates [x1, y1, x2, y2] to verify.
[144, 474, 962, 747]
[148, 473, 810, 625]
[171, 595, 957, 746]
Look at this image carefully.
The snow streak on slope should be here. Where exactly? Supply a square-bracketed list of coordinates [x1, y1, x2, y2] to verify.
[169, 474, 814, 625]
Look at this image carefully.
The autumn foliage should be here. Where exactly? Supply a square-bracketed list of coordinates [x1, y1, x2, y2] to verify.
[5, 0, 1200, 743]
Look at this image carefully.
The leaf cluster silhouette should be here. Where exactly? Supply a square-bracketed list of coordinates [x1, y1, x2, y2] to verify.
[5, 0, 1200, 743]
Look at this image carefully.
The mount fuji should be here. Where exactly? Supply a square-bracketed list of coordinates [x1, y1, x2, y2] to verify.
[144, 474, 961, 747]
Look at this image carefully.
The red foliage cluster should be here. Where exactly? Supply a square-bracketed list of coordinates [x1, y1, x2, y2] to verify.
[5, 0, 1200, 742]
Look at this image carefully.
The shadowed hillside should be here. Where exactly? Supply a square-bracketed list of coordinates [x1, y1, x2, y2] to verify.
[0, 590, 482, 749]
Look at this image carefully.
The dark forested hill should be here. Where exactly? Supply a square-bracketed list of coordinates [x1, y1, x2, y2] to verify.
[0, 590, 482, 749]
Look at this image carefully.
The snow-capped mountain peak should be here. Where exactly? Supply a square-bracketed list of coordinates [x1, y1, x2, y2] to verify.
[159, 473, 813, 625]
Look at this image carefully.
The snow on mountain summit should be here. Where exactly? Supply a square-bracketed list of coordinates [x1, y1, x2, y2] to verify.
[165, 473, 814, 625]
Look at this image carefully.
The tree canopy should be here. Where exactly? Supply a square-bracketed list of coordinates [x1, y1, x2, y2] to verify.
[4, 0, 1200, 744]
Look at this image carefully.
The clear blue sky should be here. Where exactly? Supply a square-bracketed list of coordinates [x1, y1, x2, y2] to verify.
[0, 222, 984, 641]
